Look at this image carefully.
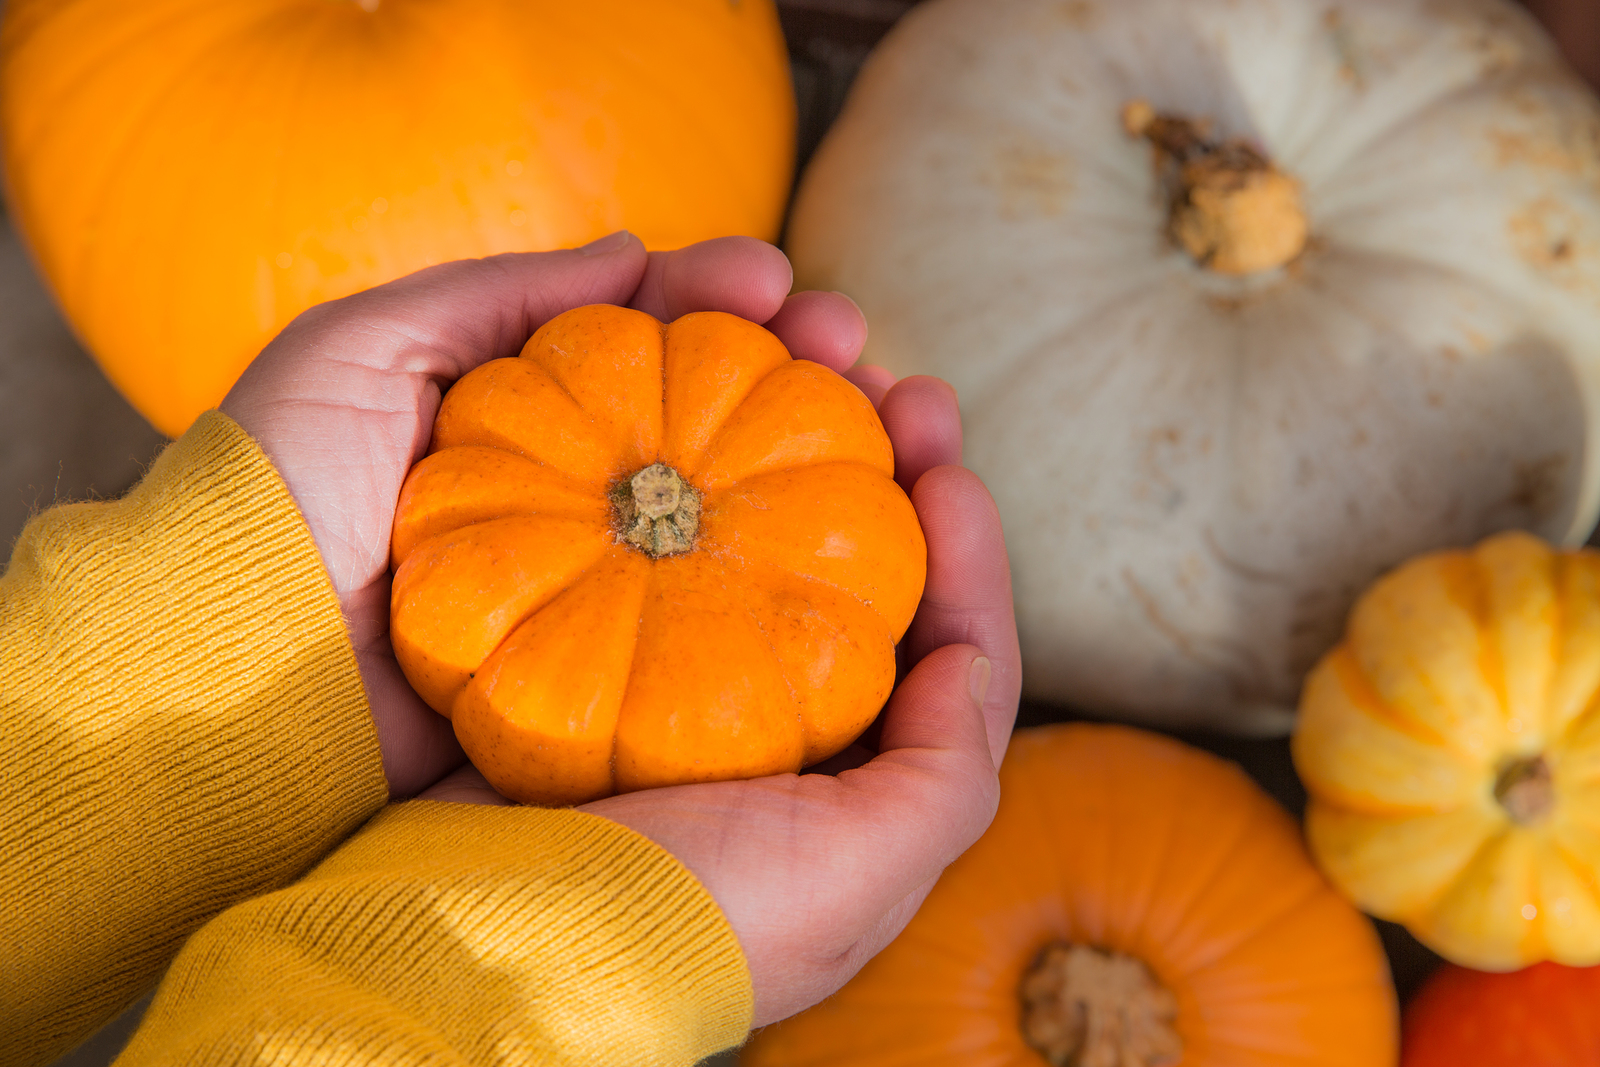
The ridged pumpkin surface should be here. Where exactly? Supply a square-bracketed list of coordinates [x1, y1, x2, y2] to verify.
[0, 0, 795, 436]
[390, 305, 925, 806]
[1296, 531, 1600, 970]
[744, 724, 1397, 1067]
[784, 0, 1600, 734]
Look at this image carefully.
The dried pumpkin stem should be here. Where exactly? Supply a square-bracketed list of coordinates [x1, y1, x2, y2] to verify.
[1122, 99, 1307, 275]
[1019, 942, 1182, 1067]
[611, 462, 701, 558]
[1495, 754, 1555, 826]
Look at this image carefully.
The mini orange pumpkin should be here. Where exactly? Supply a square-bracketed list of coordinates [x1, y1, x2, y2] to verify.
[389, 304, 926, 805]
[743, 724, 1398, 1067]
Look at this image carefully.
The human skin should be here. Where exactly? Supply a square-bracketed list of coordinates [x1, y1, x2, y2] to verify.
[220, 231, 1022, 1028]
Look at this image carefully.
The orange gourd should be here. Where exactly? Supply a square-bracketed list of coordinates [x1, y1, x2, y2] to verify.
[1401, 961, 1600, 1066]
[1294, 532, 1600, 971]
[0, 0, 795, 437]
[389, 304, 926, 806]
[743, 724, 1398, 1067]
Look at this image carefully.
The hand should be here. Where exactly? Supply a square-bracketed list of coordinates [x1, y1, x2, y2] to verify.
[591, 461, 1019, 1028]
[225, 231, 1023, 1028]
[424, 334, 1023, 1027]
[222, 232, 879, 797]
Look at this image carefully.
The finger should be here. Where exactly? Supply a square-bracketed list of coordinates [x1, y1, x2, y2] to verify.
[762, 290, 867, 374]
[748, 643, 1001, 1024]
[905, 466, 1020, 767]
[873, 643, 992, 761]
[233, 232, 650, 392]
[823, 644, 1000, 913]
[843, 364, 895, 408]
[627, 236, 792, 323]
[878, 376, 962, 492]
[339, 580, 466, 797]
[415, 763, 514, 806]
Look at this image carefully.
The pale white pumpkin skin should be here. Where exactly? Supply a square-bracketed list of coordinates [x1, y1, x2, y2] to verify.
[788, 0, 1600, 732]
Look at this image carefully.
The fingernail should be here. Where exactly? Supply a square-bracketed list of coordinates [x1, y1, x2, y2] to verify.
[579, 230, 632, 256]
[969, 656, 992, 709]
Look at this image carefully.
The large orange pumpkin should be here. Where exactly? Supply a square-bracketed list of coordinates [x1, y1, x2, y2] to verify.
[389, 304, 926, 806]
[0, 0, 795, 437]
[743, 724, 1398, 1067]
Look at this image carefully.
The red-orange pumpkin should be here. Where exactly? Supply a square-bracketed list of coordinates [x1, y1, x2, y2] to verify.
[389, 304, 926, 805]
[1402, 961, 1600, 1066]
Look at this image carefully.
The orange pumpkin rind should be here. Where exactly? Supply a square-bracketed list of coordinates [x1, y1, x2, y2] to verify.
[742, 724, 1398, 1067]
[390, 304, 925, 805]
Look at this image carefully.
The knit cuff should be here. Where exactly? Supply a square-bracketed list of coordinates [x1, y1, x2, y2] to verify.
[123, 801, 755, 1066]
[0, 410, 387, 1064]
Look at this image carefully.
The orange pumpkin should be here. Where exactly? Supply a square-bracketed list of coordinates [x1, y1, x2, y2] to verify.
[389, 304, 926, 805]
[0, 0, 796, 437]
[743, 724, 1398, 1067]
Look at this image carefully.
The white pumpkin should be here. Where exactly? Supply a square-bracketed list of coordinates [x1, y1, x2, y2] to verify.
[787, 0, 1600, 733]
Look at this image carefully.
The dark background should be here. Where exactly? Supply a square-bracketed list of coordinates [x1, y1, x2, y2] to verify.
[4, 0, 1596, 1062]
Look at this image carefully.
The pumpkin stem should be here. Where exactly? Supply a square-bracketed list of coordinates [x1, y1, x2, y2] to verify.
[611, 463, 701, 558]
[1019, 942, 1182, 1067]
[1495, 754, 1555, 826]
[1122, 99, 1308, 276]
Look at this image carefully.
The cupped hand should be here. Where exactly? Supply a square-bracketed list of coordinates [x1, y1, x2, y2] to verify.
[222, 232, 873, 797]
[424, 362, 1022, 1026]
[224, 232, 1023, 1027]
[592, 458, 1019, 1028]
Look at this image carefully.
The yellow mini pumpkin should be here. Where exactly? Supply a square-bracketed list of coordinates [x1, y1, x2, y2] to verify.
[1295, 530, 1600, 970]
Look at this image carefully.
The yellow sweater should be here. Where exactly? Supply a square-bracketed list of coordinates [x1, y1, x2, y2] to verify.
[0, 413, 752, 1067]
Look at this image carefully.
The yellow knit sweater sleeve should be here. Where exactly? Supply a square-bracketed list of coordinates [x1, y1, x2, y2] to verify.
[0, 412, 390, 1067]
[117, 802, 755, 1067]
[2, 410, 754, 1067]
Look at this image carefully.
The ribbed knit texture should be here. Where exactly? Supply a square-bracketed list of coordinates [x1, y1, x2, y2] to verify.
[117, 801, 755, 1066]
[0, 411, 389, 1067]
